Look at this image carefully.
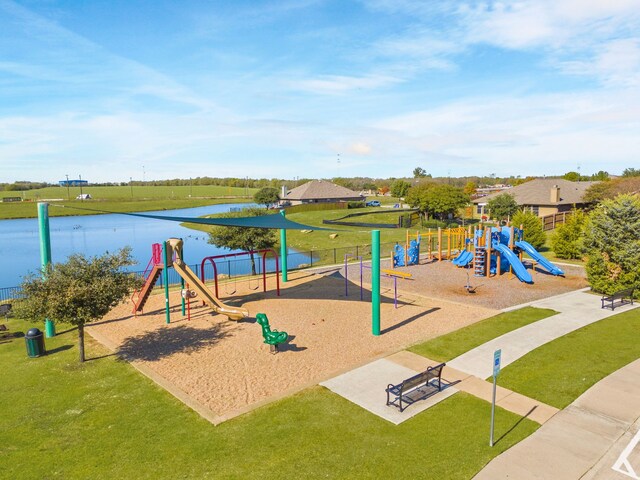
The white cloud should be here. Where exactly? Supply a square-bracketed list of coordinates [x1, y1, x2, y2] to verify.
[287, 74, 402, 95]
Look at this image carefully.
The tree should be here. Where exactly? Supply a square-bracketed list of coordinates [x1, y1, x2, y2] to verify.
[463, 181, 477, 196]
[563, 171, 581, 182]
[584, 177, 640, 204]
[413, 167, 427, 178]
[390, 179, 411, 199]
[585, 194, 640, 295]
[622, 167, 640, 177]
[406, 183, 469, 220]
[550, 210, 588, 259]
[208, 207, 278, 275]
[14, 248, 141, 362]
[590, 170, 609, 181]
[486, 193, 519, 221]
[512, 210, 545, 250]
[253, 187, 280, 207]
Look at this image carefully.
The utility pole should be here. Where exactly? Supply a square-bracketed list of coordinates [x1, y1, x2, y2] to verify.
[79, 174, 83, 201]
[65, 174, 70, 200]
[130, 177, 133, 198]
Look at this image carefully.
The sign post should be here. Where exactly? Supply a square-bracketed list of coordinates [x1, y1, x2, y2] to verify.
[490, 349, 501, 447]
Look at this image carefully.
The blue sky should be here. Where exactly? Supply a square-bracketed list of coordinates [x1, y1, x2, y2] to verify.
[1, 0, 639, 183]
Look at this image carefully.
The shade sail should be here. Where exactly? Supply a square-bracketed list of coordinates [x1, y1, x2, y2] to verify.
[51, 205, 331, 230]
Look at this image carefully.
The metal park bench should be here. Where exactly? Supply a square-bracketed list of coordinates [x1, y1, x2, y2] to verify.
[601, 288, 635, 311]
[386, 363, 445, 412]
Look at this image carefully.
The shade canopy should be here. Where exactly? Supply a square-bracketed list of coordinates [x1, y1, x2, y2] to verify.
[52, 204, 330, 230]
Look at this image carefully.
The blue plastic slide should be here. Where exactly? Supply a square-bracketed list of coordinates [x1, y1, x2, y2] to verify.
[452, 250, 473, 267]
[492, 243, 533, 283]
[515, 241, 564, 276]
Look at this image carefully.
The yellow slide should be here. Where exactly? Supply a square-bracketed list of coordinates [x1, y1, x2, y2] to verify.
[172, 258, 249, 322]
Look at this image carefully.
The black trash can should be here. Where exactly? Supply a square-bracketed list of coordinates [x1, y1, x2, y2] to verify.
[25, 328, 46, 358]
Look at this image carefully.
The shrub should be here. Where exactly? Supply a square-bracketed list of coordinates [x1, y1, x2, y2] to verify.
[585, 195, 640, 295]
[512, 210, 545, 250]
[550, 210, 588, 259]
[347, 201, 365, 209]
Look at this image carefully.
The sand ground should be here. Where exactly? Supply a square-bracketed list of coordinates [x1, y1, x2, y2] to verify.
[88, 259, 586, 422]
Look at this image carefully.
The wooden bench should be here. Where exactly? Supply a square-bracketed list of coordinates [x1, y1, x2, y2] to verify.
[601, 288, 635, 311]
[386, 363, 445, 412]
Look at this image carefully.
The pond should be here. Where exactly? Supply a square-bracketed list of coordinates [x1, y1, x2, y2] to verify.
[0, 204, 309, 288]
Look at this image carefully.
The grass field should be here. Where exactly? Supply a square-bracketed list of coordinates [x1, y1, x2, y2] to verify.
[408, 307, 558, 362]
[497, 307, 640, 409]
[0, 317, 538, 479]
[0, 185, 256, 219]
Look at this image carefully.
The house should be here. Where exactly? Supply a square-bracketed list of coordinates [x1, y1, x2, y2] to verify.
[472, 178, 598, 218]
[283, 180, 364, 205]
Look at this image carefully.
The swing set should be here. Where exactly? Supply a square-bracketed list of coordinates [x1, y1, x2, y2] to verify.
[200, 249, 281, 299]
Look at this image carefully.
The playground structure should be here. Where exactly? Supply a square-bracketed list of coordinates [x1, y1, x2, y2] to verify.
[255, 313, 289, 353]
[199, 250, 281, 299]
[345, 254, 412, 308]
[131, 238, 249, 321]
[393, 227, 470, 267]
[451, 226, 564, 284]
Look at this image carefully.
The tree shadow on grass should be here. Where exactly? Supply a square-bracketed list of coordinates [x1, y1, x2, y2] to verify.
[116, 323, 230, 362]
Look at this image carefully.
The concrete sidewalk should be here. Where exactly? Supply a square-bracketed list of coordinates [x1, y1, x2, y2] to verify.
[448, 289, 638, 379]
[475, 359, 640, 480]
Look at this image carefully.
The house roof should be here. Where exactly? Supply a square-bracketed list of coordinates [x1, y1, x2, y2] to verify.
[285, 180, 363, 200]
[472, 178, 598, 206]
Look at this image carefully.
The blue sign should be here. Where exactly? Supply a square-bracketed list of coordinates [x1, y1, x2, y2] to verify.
[493, 349, 502, 377]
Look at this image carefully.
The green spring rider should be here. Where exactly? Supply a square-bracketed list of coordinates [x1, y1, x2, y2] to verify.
[256, 313, 288, 353]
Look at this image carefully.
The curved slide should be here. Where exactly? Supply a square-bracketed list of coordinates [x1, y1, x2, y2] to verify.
[515, 241, 564, 276]
[492, 243, 533, 284]
[172, 259, 249, 321]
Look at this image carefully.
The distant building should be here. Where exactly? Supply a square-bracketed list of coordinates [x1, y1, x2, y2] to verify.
[283, 180, 363, 205]
[472, 178, 598, 218]
[59, 179, 88, 187]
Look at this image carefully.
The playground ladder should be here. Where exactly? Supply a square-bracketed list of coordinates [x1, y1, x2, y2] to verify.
[474, 247, 486, 277]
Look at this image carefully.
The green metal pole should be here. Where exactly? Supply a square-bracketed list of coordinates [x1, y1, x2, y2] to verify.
[180, 238, 185, 316]
[372, 230, 381, 336]
[163, 241, 171, 324]
[37, 202, 55, 338]
[280, 210, 288, 283]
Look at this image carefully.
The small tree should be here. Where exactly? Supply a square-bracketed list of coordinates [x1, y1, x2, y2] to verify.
[585, 194, 640, 294]
[463, 181, 477, 196]
[253, 187, 280, 207]
[413, 167, 427, 178]
[406, 183, 469, 220]
[390, 179, 411, 199]
[551, 210, 588, 259]
[14, 248, 141, 362]
[208, 207, 278, 275]
[512, 210, 545, 250]
[487, 193, 519, 221]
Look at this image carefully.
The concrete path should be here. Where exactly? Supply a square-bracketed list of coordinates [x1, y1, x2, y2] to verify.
[475, 359, 640, 480]
[449, 289, 638, 379]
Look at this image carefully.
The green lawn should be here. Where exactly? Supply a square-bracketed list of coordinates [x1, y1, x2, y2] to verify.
[0, 185, 255, 219]
[409, 307, 558, 362]
[498, 307, 640, 409]
[0, 317, 538, 479]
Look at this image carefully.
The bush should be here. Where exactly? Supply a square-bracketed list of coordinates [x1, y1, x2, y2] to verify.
[347, 201, 365, 209]
[512, 210, 545, 250]
[585, 195, 640, 295]
[550, 210, 588, 259]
